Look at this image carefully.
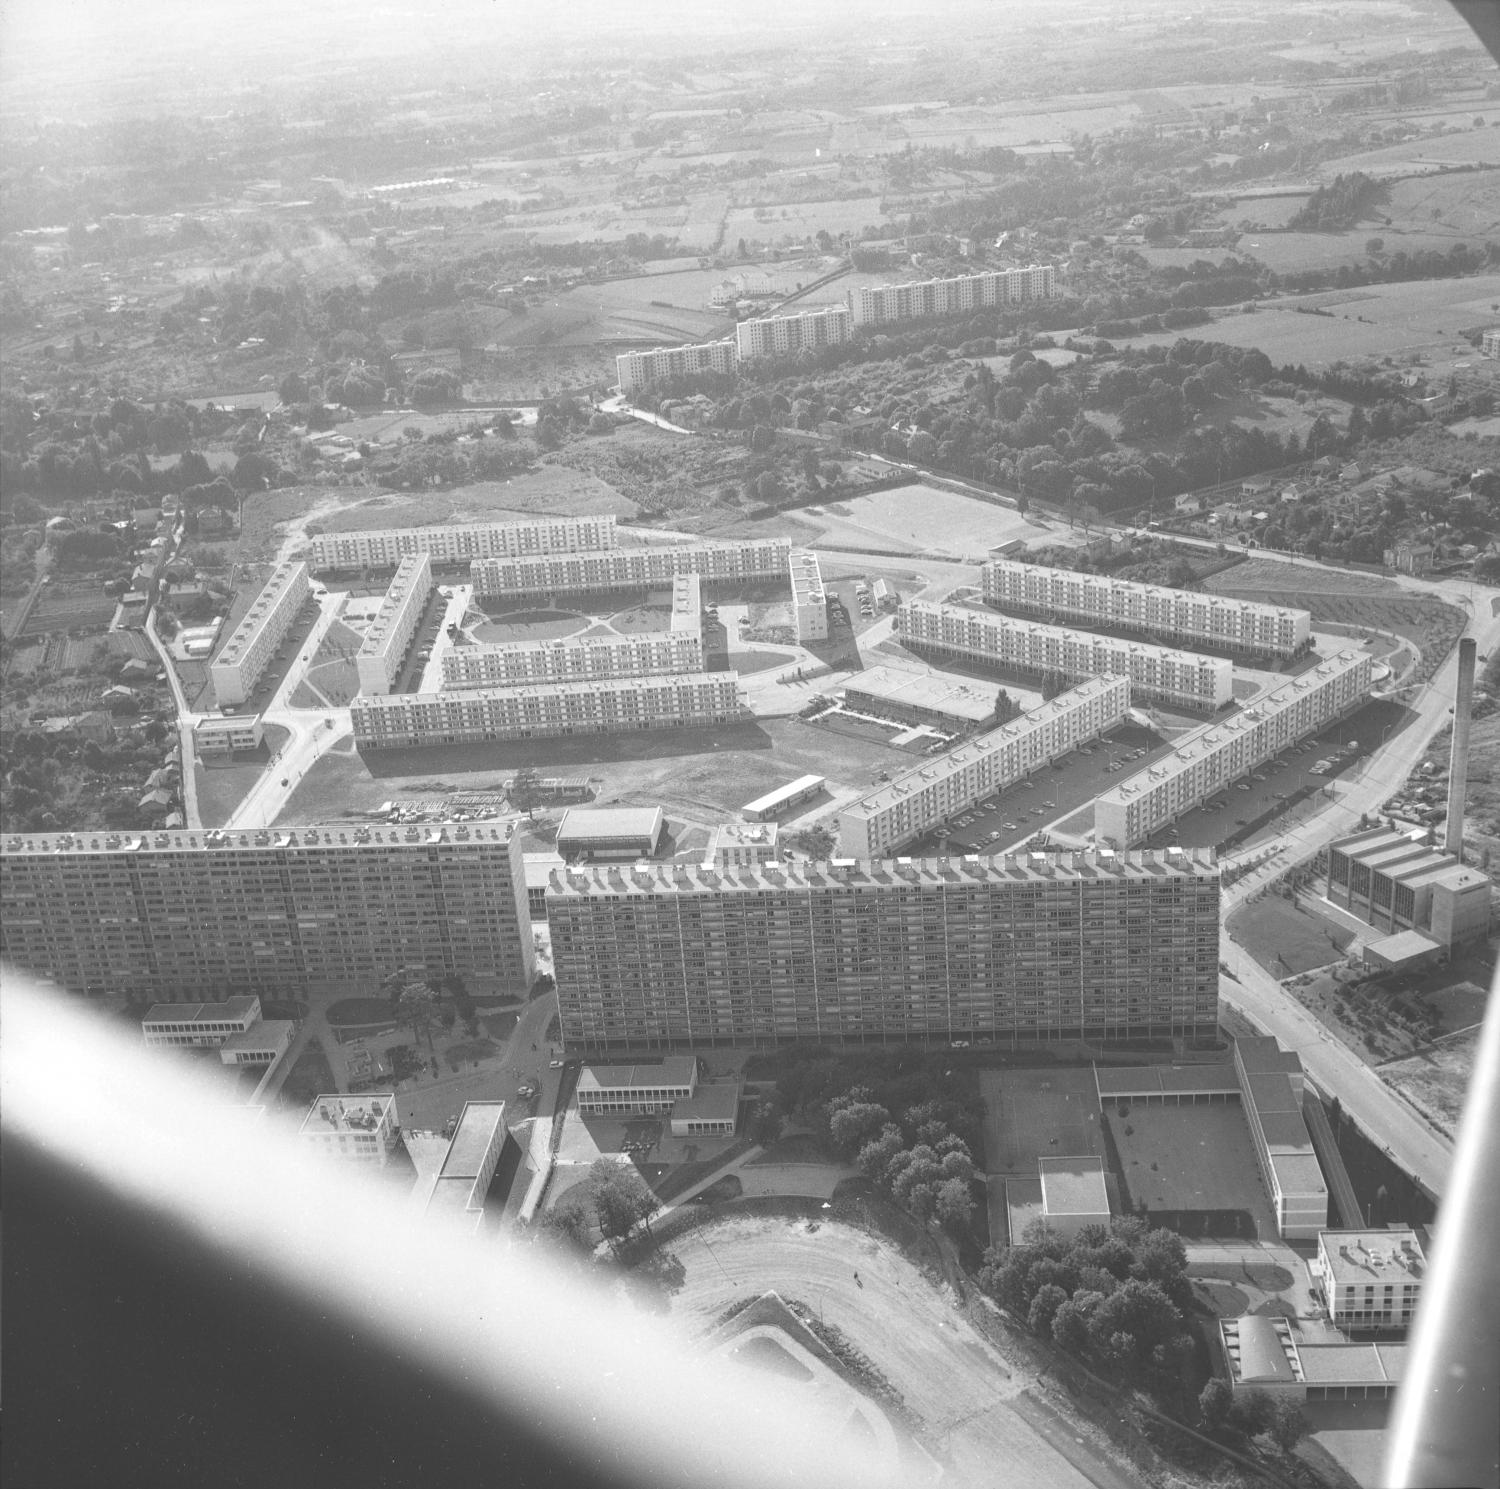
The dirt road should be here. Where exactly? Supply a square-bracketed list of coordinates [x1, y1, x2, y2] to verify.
[666, 1216, 1145, 1489]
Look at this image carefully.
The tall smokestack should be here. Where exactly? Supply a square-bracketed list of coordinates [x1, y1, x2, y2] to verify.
[1444, 637, 1476, 861]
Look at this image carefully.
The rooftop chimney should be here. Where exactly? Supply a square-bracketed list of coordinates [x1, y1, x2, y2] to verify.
[1445, 637, 1476, 861]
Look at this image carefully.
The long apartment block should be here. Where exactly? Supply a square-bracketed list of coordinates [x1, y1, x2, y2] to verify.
[735, 305, 853, 361]
[442, 630, 705, 689]
[897, 599, 1234, 712]
[615, 339, 737, 395]
[309, 515, 618, 573]
[789, 549, 828, 642]
[546, 845, 1220, 1052]
[836, 675, 1130, 858]
[356, 552, 433, 696]
[209, 560, 311, 707]
[846, 265, 1057, 327]
[471, 538, 791, 601]
[982, 559, 1311, 661]
[351, 673, 743, 748]
[0, 822, 535, 999]
[1095, 650, 1373, 847]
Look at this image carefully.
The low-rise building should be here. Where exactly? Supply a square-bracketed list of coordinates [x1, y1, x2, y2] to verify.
[1314, 1228, 1426, 1333]
[577, 1057, 699, 1116]
[299, 1094, 399, 1165]
[1235, 1036, 1327, 1241]
[142, 996, 263, 1048]
[422, 1100, 516, 1232]
[556, 806, 666, 861]
[1218, 1315, 1408, 1402]
[841, 665, 1000, 731]
[707, 821, 779, 868]
[193, 714, 265, 756]
[1036, 1156, 1112, 1239]
[669, 1083, 741, 1137]
[741, 774, 826, 822]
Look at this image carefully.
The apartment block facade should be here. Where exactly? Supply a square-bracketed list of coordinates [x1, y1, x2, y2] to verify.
[615, 339, 738, 394]
[0, 823, 536, 999]
[846, 265, 1057, 327]
[355, 552, 433, 695]
[897, 599, 1234, 712]
[547, 846, 1220, 1052]
[1314, 1230, 1426, 1332]
[734, 305, 853, 361]
[309, 516, 617, 573]
[982, 559, 1311, 661]
[837, 676, 1130, 858]
[788, 549, 829, 641]
[471, 538, 791, 601]
[1096, 650, 1373, 847]
[350, 673, 743, 748]
[442, 631, 704, 689]
[209, 560, 311, 707]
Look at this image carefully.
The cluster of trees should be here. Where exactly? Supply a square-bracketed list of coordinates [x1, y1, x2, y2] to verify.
[979, 1217, 1195, 1392]
[536, 1158, 659, 1259]
[1197, 1379, 1308, 1454]
[1275, 239, 1500, 295]
[1288, 172, 1388, 232]
[827, 1088, 978, 1230]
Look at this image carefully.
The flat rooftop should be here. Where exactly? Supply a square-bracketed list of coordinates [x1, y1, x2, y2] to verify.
[557, 806, 665, 844]
[578, 1057, 698, 1093]
[4, 821, 519, 857]
[1039, 1155, 1110, 1215]
[220, 1021, 293, 1054]
[143, 996, 260, 1025]
[1297, 1341, 1407, 1386]
[439, 1101, 507, 1179]
[299, 1093, 395, 1136]
[671, 1083, 741, 1122]
[1366, 929, 1442, 963]
[1320, 1229, 1426, 1285]
[1094, 1063, 1240, 1098]
[353, 673, 734, 711]
[843, 665, 997, 723]
[708, 821, 780, 850]
[1235, 1035, 1304, 1077]
[841, 675, 1130, 821]
[547, 846, 1218, 900]
[741, 775, 824, 814]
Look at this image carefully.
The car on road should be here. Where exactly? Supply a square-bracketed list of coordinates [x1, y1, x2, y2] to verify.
[280, 777, 289, 787]
[1235, 782, 1251, 791]
[549, 1058, 564, 1069]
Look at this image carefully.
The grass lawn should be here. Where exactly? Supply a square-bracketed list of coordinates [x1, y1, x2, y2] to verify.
[277, 1037, 338, 1109]
[193, 723, 290, 827]
[317, 468, 638, 531]
[327, 997, 398, 1027]
[1227, 894, 1354, 976]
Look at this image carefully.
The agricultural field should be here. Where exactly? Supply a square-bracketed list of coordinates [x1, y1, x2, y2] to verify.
[722, 197, 889, 245]
[1319, 127, 1500, 178]
[490, 271, 736, 349]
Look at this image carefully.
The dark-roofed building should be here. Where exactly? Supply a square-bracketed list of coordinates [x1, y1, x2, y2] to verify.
[668, 1082, 741, 1137]
[422, 1100, 520, 1232]
[555, 806, 666, 861]
[577, 1056, 698, 1116]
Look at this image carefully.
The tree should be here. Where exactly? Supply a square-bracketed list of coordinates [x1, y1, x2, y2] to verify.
[1051, 1299, 1090, 1354]
[1226, 1389, 1275, 1439]
[1028, 1283, 1069, 1335]
[386, 968, 437, 1054]
[536, 1198, 595, 1265]
[827, 1092, 891, 1155]
[589, 1158, 657, 1251]
[1198, 1377, 1232, 1431]
[992, 687, 1015, 725]
[934, 1175, 974, 1230]
[856, 1123, 906, 1182]
[508, 766, 546, 820]
[1268, 1398, 1308, 1454]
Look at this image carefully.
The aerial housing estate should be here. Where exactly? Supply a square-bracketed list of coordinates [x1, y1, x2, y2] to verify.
[310, 515, 618, 573]
[355, 552, 433, 695]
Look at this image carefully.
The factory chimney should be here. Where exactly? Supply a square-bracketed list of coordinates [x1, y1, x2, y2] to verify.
[1444, 637, 1476, 861]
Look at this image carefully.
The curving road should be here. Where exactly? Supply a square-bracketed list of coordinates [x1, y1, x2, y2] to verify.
[667, 1216, 1146, 1489]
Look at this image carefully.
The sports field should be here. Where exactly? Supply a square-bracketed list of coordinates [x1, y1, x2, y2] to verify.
[978, 1067, 1106, 1176]
[802, 486, 1043, 558]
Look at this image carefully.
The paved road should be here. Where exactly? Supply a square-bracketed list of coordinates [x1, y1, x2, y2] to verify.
[668, 1217, 1147, 1489]
[144, 606, 203, 829]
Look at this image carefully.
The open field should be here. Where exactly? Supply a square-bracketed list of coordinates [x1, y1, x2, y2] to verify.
[799, 486, 1041, 559]
[1380, 1028, 1482, 1140]
[1204, 557, 1397, 596]
[1226, 893, 1355, 977]
[723, 198, 888, 244]
[1320, 130, 1500, 176]
[979, 1068, 1104, 1176]
[194, 722, 290, 828]
[1103, 1105, 1278, 1237]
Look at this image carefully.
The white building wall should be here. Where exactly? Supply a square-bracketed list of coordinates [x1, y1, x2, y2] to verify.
[442, 631, 704, 688]
[209, 561, 311, 707]
[355, 552, 433, 695]
[471, 539, 791, 600]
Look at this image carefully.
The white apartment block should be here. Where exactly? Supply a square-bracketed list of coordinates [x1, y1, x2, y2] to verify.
[1315, 1230, 1426, 1332]
[615, 339, 737, 395]
[789, 550, 828, 641]
[351, 673, 743, 748]
[897, 599, 1234, 712]
[442, 630, 704, 689]
[300, 1094, 399, 1166]
[356, 552, 433, 695]
[309, 515, 617, 573]
[193, 714, 265, 756]
[546, 845, 1220, 1051]
[209, 560, 311, 707]
[846, 265, 1058, 327]
[0, 822, 536, 999]
[1095, 650, 1373, 847]
[734, 305, 853, 361]
[983, 559, 1311, 661]
[471, 538, 792, 600]
[836, 675, 1131, 859]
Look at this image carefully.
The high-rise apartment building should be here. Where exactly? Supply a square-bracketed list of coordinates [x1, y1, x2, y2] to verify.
[546, 846, 1220, 1052]
[615, 339, 738, 395]
[1095, 650, 1373, 847]
[846, 266, 1057, 327]
[356, 552, 433, 695]
[350, 673, 743, 748]
[982, 559, 1311, 662]
[837, 676, 1130, 858]
[788, 550, 828, 641]
[734, 306, 853, 361]
[309, 516, 617, 573]
[896, 599, 1234, 711]
[209, 561, 311, 707]
[470, 538, 791, 601]
[0, 822, 535, 998]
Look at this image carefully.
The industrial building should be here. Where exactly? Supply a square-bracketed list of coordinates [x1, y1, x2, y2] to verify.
[208, 560, 311, 707]
[0, 822, 535, 999]
[841, 665, 1001, 731]
[546, 846, 1220, 1052]
[555, 806, 667, 861]
[350, 673, 743, 748]
[896, 599, 1234, 712]
[1325, 826, 1490, 957]
[981, 559, 1311, 662]
[1094, 651, 1373, 848]
[846, 265, 1058, 327]
[471, 538, 792, 601]
[355, 552, 433, 695]
[615, 338, 738, 395]
[734, 305, 853, 360]
[441, 630, 705, 689]
[788, 550, 829, 642]
[836, 676, 1130, 859]
[309, 516, 617, 573]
